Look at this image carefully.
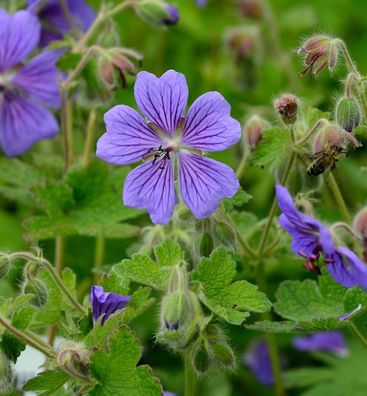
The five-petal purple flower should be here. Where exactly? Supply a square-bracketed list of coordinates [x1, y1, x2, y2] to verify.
[0, 9, 61, 156]
[27, 0, 95, 47]
[276, 184, 367, 288]
[293, 331, 348, 357]
[90, 285, 131, 326]
[97, 70, 241, 224]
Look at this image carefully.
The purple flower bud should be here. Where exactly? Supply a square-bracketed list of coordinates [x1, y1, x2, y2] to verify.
[298, 35, 339, 76]
[238, 0, 263, 19]
[353, 207, 367, 261]
[335, 96, 362, 132]
[293, 331, 348, 357]
[163, 392, 177, 396]
[90, 285, 131, 325]
[163, 6, 179, 25]
[243, 115, 270, 149]
[273, 93, 299, 125]
[136, 0, 179, 27]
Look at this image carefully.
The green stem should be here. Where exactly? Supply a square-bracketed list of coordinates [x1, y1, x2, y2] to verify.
[93, 237, 105, 283]
[55, 236, 64, 275]
[0, 315, 56, 358]
[296, 118, 328, 146]
[61, 91, 74, 171]
[336, 39, 360, 76]
[184, 350, 197, 396]
[236, 231, 257, 259]
[256, 151, 296, 255]
[350, 322, 367, 349]
[325, 173, 351, 224]
[82, 108, 97, 168]
[236, 149, 251, 180]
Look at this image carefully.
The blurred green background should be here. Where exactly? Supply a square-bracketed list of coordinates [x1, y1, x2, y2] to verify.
[2, 0, 367, 394]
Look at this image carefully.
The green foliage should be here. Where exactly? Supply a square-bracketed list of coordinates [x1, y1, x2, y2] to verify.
[251, 128, 291, 169]
[23, 370, 69, 396]
[192, 248, 271, 325]
[90, 327, 162, 396]
[111, 239, 183, 292]
[222, 187, 252, 211]
[0, 332, 25, 363]
[25, 163, 141, 239]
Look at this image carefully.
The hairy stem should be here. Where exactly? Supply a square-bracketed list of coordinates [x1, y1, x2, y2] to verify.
[83, 108, 97, 167]
[61, 92, 74, 171]
[325, 173, 351, 224]
[350, 322, 367, 349]
[184, 350, 197, 396]
[93, 237, 105, 283]
[236, 149, 251, 180]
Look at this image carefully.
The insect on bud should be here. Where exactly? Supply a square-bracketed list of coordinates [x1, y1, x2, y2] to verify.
[274, 93, 299, 125]
[353, 207, 367, 261]
[135, 0, 179, 27]
[243, 115, 270, 149]
[238, 0, 263, 19]
[312, 124, 344, 154]
[298, 35, 339, 76]
[335, 96, 362, 132]
[22, 278, 48, 307]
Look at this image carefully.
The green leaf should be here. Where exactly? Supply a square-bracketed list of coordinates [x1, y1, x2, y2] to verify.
[84, 287, 154, 349]
[23, 370, 69, 395]
[56, 52, 83, 72]
[90, 327, 162, 396]
[222, 188, 252, 211]
[192, 248, 271, 325]
[25, 163, 142, 240]
[283, 368, 334, 388]
[251, 128, 290, 169]
[245, 320, 297, 333]
[11, 306, 35, 331]
[0, 332, 25, 363]
[112, 239, 183, 291]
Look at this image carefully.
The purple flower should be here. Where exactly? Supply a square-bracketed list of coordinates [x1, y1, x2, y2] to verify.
[163, 392, 176, 396]
[163, 6, 179, 25]
[243, 341, 277, 386]
[276, 184, 367, 288]
[196, 0, 207, 7]
[0, 10, 61, 156]
[90, 285, 131, 326]
[293, 331, 348, 357]
[96, 70, 241, 224]
[27, 0, 95, 47]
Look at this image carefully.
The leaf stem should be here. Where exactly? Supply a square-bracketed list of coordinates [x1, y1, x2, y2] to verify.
[236, 149, 251, 180]
[184, 350, 197, 396]
[0, 315, 56, 358]
[61, 91, 74, 171]
[93, 237, 105, 283]
[82, 108, 97, 168]
[325, 173, 351, 224]
[350, 322, 367, 349]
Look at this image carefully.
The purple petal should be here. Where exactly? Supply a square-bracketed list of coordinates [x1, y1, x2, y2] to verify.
[196, 0, 208, 6]
[0, 10, 40, 71]
[327, 248, 367, 288]
[123, 159, 176, 224]
[338, 304, 363, 321]
[12, 50, 62, 108]
[182, 92, 241, 151]
[134, 70, 188, 135]
[163, 392, 176, 396]
[293, 331, 348, 357]
[243, 341, 275, 386]
[28, 0, 95, 46]
[97, 105, 162, 165]
[0, 91, 58, 156]
[90, 285, 131, 325]
[178, 153, 239, 219]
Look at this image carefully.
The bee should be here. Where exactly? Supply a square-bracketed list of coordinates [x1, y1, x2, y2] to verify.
[306, 144, 346, 176]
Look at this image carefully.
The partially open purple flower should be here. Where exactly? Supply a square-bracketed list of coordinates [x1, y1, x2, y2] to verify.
[27, 0, 95, 47]
[97, 70, 241, 224]
[163, 6, 179, 25]
[243, 341, 277, 386]
[90, 285, 131, 326]
[276, 184, 367, 288]
[0, 9, 61, 156]
[293, 331, 348, 357]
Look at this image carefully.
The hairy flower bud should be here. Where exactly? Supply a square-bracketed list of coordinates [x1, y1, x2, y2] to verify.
[238, 0, 263, 19]
[0, 253, 11, 280]
[192, 340, 211, 374]
[161, 291, 189, 330]
[211, 343, 236, 369]
[274, 93, 299, 125]
[298, 35, 339, 76]
[22, 279, 48, 307]
[199, 232, 214, 257]
[335, 96, 362, 132]
[243, 115, 270, 148]
[225, 26, 261, 64]
[136, 0, 179, 27]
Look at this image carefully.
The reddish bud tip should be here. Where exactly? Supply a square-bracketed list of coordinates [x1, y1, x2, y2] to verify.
[273, 93, 299, 125]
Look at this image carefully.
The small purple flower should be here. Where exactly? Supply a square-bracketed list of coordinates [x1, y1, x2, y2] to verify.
[27, 0, 95, 47]
[243, 341, 278, 386]
[276, 184, 367, 288]
[163, 6, 179, 25]
[293, 331, 348, 357]
[97, 70, 241, 224]
[0, 9, 61, 156]
[196, 0, 207, 7]
[90, 285, 131, 326]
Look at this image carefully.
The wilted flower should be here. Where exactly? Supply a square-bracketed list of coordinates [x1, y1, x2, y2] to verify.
[0, 10, 61, 156]
[276, 184, 367, 288]
[90, 285, 131, 325]
[243, 341, 281, 386]
[293, 331, 348, 357]
[97, 70, 240, 224]
[273, 93, 299, 125]
[298, 35, 339, 76]
[27, 0, 95, 47]
[136, 0, 179, 26]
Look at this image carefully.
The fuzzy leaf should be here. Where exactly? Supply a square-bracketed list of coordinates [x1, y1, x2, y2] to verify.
[90, 327, 162, 396]
[23, 369, 69, 395]
[222, 188, 252, 211]
[0, 332, 25, 363]
[192, 248, 271, 325]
